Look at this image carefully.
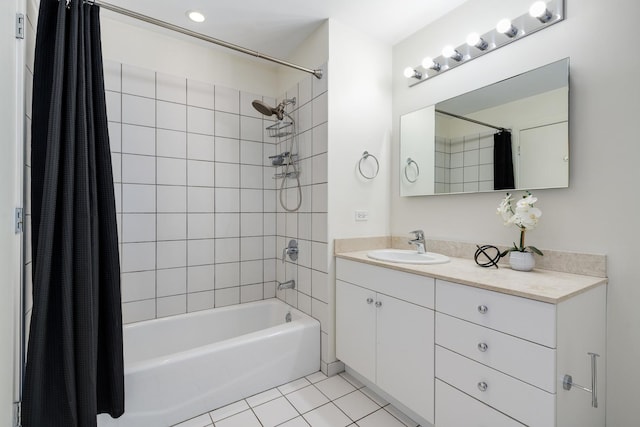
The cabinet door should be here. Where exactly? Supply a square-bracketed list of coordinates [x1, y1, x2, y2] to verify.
[377, 293, 434, 424]
[336, 280, 376, 381]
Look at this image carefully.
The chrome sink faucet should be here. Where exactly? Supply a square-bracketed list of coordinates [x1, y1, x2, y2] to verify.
[408, 230, 426, 254]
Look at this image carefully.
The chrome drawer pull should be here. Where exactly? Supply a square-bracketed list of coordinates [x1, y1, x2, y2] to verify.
[477, 305, 489, 314]
[375, 301, 383, 308]
[477, 342, 488, 352]
[366, 298, 374, 304]
[477, 381, 488, 392]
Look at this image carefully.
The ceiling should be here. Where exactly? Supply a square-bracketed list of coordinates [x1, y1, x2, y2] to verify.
[101, 0, 471, 59]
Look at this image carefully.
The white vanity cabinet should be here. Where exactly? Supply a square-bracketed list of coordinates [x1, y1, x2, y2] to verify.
[336, 258, 435, 424]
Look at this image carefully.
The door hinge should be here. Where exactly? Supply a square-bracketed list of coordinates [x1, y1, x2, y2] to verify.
[16, 13, 25, 39]
[14, 401, 22, 427]
[15, 208, 24, 234]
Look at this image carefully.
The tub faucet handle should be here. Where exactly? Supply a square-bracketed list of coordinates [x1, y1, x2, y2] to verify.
[282, 239, 299, 263]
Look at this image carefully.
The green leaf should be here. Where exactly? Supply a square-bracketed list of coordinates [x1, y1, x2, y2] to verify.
[528, 246, 544, 256]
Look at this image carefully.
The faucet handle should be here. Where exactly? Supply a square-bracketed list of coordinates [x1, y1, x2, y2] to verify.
[410, 229, 424, 240]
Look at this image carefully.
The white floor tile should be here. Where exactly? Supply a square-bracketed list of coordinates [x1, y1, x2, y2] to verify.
[208, 400, 249, 422]
[246, 387, 282, 407]
[286, 384, 330, 414]
[315, 375, 356, 400]
[333, 390, 380, 422]
[214, 409, 261, 427]
[172, 413, 212, 427]
[278, 377, 312, 395]
[306, 371, 328, 384]
[356, 408, 406, 427]
[252, 396, 299, 427]
[279, 416, 311, 427]
[359, 388, 388, 407]
[303, 403, 352, 427]
[384, 405, 419, 427]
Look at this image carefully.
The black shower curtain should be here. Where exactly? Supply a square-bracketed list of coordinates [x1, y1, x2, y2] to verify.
[493, 130, 515, 190]
[23, 0, 124, 426]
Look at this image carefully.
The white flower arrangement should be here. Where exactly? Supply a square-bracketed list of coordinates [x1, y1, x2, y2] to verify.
[497, 191, 544, 256]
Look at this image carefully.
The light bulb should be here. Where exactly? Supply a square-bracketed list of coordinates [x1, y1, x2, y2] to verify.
[496, 19, 518, 37]
[442, 45, 463, 62]
[529, 1, 553, 23]
[421, 57, 441, 72]
[466, 32, 488, 50]
[403, 67, 422, 80]
[187, 10, 206, 23]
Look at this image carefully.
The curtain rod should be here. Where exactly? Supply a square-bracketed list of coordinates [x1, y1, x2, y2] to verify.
[435, 109, 507, 132]
[80, 0, 324, 79]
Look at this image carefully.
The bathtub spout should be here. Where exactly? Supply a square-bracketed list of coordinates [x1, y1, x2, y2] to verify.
[278, 280, 296, 290]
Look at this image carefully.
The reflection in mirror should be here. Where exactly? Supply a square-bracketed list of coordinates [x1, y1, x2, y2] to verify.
[400, 58, 569, 197]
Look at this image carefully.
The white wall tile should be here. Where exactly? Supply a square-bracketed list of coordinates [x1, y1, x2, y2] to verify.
[464, 165, 479, 182]
[240, 260, 263, 285]
[157, 294, 186, 318]
[311, 298, 328, 332]
[215, 111, 240, 139]
[122, 124, 155, 156]
[122, 299, 155, 324]
[188, 213, 214, 239]
[296, 130, 312, 162]
[464, 136, 480, 151]
[241, 213, 263, 237]
[297, 266, 312, 296]
[312, 122, 328, 156]
[215, 137, 240, 163]
[464, 182, 479, 192]
[157, 240, 187, 269]
[108, 122, 121, 152]
[111, 153, 121, 183]
[121, 271, 155, 302]
[264, 190, 276, 213]
[214, 262, 239, 289]
[103, 60, 121, 92]
[122, 64, 155, 98]
[157, 72, 186, 104]
[479, 147, 493, 164]
[312, 91, 328, 126]
[122, 94, 155, 127]
[263, 213, 276, 236]
[215, 163, 240, 188]
[105, 91, 121, 122]
[188, 160, 215, 187]
[187, 80, 215, 109]
[157, 213, 187, 241]
[264, 259, 276, 284]
[312, 270, 328, 303]
[215, 288, 240, 308]
[240, 117, 263, 143]
[122, 213, 156, 243]
[122, 184, 155, 213]
[311, 153, 327, 184]
[297, 293, 312, 316]
[240, 92, 263, 118]
[215, 213, 240, 238]
[157, 267, 187, 297]
[240, 165, 263, 189]
[187, 133, 215, 161]
[188, 291, 215, 312]
[311, 242, 328, 273]
[215, 238, 240, 263]
[298, 76, 312, 107]
[157, 129, 186, 159]
[241, 189, 263, 213]
[240, 284, 263, 303]
[188, 265, 215, 292]
[157, 186, 186, 213]
[121, 242, 156, 272]
[450, 168, 463, 184]
[240, 140, 263, 166]
[241, 236, 263, 261]
[286, 212, 298, 238]
[297, 102, 312, 134]
[298, 213, 311, 241]
[297, 239, 311, 269]
[451, 152, 463, 168]
[479, 164, 493, 181]
[464, 149, 480, 166]
[188, 187, 215, 213]
[311, 213, 327, 243]
[188, 239, 215, 266]
[311, 184, 327, 213]
[187, 106, 215, 135]
[122, 154, 155, 184]
[157, 101, 187, 132]
[215, 86, 239, 113]
[157, 157, 187, 186]
[215, 188, 240, 212]
[113, 184, 122, 214]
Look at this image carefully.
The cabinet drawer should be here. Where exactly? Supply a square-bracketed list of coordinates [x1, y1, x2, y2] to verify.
[436, 280, 556, 347]
[436, 313, 556, 392]
[436, 346, 555, 427]
[436, 380, 525, 427]
[336, 258, 434, 309]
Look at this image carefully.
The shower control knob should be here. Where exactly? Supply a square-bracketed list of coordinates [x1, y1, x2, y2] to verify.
[477, 381, 488, 392]
[478, 342, 488, 352]
[366, 298, 374, 304]
[477, 305, 489, 314]
[375, 301, 383, 308]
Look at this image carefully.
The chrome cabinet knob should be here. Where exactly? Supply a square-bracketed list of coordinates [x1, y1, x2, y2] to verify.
[477, 381, 488, 392]
[477, 342, 488, 352]
[375, 301, 383, 308]
[366, 298, 374, 304]
[477, 305, 488, 314]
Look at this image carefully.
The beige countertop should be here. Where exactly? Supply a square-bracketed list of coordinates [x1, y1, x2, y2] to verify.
[336, 250, 607, 304]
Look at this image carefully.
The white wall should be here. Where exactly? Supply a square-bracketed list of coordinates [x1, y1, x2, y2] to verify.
[1, 0, 23, 423]
[392, 0, 640, 424]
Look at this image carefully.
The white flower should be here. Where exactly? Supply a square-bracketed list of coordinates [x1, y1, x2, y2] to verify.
[496, 193, 514, 224]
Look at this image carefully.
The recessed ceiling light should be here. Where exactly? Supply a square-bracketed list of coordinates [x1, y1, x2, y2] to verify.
[187, 10, 205, 23]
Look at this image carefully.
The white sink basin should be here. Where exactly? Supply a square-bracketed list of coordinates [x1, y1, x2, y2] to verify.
[366, 249, 450, 265]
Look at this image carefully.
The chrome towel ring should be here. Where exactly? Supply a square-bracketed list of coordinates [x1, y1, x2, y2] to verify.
[404, 158, 419, 183]
[358, 151, 379, 180]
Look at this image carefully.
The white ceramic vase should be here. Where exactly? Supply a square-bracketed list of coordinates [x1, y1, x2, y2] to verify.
[509, 251, 535, 272]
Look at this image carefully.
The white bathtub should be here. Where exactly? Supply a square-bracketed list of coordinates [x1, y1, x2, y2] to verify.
[98, 299, 320, 427]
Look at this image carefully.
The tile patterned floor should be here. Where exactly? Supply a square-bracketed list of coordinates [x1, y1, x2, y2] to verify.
[173, 371, 421, 427]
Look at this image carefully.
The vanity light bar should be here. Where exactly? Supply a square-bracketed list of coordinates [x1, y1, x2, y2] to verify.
[404, 0, 564, 87]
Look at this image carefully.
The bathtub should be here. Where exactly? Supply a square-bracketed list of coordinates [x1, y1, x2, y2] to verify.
[97, 299, 320, 427]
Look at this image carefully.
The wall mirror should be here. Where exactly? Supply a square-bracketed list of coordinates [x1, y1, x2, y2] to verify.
[400, 57, 569, 196]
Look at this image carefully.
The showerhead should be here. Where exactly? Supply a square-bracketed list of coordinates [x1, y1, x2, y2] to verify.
[251, 98, 296, 121]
